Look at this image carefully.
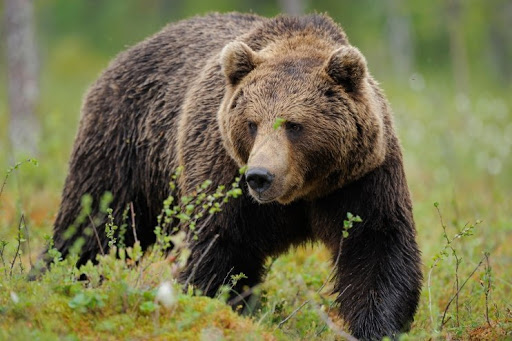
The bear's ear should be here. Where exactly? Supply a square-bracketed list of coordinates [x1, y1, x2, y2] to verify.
[221, 41, 261, 86]
[325, 46, 368, 92]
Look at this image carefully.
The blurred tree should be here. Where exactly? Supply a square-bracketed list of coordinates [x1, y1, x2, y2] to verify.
[446, 0, 469, 95]
[278, 0, 305, 15]
[5, 0, 40, 155]
[385, 0, 414, 77]
[488, 1, 512, 83]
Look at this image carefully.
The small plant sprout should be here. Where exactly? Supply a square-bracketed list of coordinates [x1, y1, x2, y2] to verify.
[343, 212, 362, 238]
[273, 117, 286, 130]
[0, 158, 39, 199]
[428, 202, 483, 332]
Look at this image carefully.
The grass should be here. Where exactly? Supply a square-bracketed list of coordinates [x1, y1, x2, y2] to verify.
[1, 38, 511, 340]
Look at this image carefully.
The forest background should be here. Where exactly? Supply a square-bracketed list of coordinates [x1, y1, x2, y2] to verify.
[0, 0, 511, 340]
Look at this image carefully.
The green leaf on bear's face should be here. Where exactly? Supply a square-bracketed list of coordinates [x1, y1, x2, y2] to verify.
[273, 117, 286, 130]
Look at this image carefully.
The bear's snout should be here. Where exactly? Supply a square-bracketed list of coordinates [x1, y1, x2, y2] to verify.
[246, 167, 274, 194]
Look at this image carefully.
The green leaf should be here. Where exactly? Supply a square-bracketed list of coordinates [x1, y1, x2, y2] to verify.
[176, 213, 190, 221]
[139, 301, 158, 314]
[239, 165, 248, 174]
[273, 117, 286, 130]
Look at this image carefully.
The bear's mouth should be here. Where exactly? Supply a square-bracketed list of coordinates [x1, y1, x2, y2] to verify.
[248, 184, 299, 205]
[255, 198, 276, 204]
[249, 190, 277, 204]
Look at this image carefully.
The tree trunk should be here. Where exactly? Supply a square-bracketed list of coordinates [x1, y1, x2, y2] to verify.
[5, 0, 40, 155]
[385, 0, 414, 78]
[278, 0, 305, 15]
[447, 0, 470, 96]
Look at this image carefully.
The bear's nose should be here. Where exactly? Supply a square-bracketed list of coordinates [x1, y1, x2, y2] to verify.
[246, 167, 274, 193]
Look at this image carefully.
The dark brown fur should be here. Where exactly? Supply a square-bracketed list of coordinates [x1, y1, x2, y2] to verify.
[46, 13, 422, 340]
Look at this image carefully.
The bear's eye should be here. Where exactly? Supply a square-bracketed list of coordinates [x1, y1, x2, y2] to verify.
[247, 121, 257, 135]
[285, 122, 302, 138]
[324, 89, 337, 98]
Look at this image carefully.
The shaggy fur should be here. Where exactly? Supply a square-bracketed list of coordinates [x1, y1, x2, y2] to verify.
[47, 13, 422, 340]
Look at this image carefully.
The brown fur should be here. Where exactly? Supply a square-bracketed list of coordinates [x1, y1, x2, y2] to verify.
[45, 13, 422, 340]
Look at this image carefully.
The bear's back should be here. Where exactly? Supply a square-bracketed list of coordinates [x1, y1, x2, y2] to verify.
[55, 13, 267, 256]
[100, 13, 265, 92]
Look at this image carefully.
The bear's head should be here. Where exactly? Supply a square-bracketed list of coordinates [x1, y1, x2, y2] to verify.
[217, 40, 386, 204]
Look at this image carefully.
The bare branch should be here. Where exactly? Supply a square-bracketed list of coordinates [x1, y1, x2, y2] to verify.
[441, 256, 485, 329]
[88, 215, 105, 256]
[130, 202, 139, 243]
[277, 299, 310, 329]
[483, 252, 493, 328]
[10, 214, 26, 276]
[23, 214, 33, 268]
[311, 301, 359, 341]
[184, 234, 220, 289]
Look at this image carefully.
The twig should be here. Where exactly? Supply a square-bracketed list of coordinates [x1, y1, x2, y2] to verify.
[277, 235, 346, 330]
[22, 214, 33, 268]
[316, 299, 338, 336]
[0, 173, 8, 198]
[10, 215, 25, 276]
[130, 202, 139, 243]
[454, 255, 460, 326]
[321, 234, 345, 292]
[204, 273, 218, 296]
[226, 287, 254, 314]
[440, 256, 485, 329]
[437, 205, 461, 327]
[483, 252, 493, 328]
[184, 234, 219, 289]
[228, 259, 277, 309]
[0, 161, 21, 198]
[276, 274, 355, 339]
[0, 241, 8, 275]
[428, 204, 478, 331]
[128, 203, 144, 289]
[227, 282, 262, 307]
[277, 299, 310, 329]
[192, 212, 215, 240]
[219, 267, 235, 288]
[311, 301, 359, 341]
[88, 215, 105, 256]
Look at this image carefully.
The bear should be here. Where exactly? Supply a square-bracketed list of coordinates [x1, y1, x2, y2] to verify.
[46, 13, 422, 340]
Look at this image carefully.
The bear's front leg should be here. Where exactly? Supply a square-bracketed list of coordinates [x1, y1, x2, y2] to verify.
[312, 166, 422, 340]
[179, 193, 310, 311]
[330, 217, 421, 340]
[179, 227, 268, 309]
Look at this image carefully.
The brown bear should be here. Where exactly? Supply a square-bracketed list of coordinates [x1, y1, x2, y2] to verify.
[47, 13, 422, 340]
